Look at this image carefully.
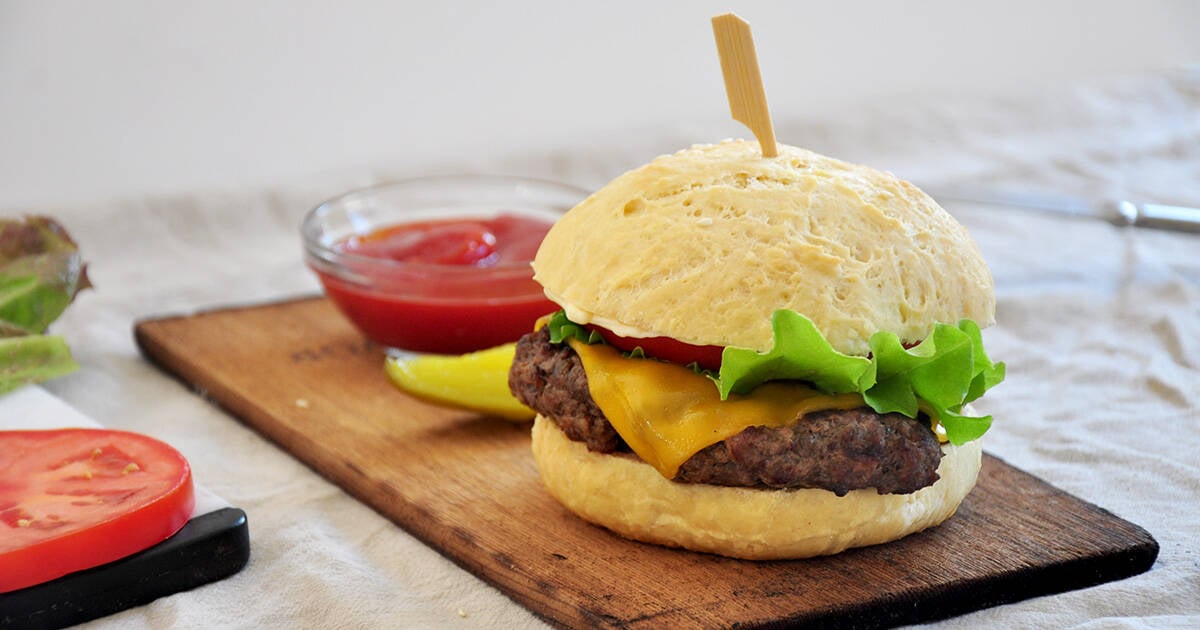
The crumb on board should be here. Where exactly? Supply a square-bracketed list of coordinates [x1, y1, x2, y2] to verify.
[457, 608, 467, 618]
[295, 398, 310, 409]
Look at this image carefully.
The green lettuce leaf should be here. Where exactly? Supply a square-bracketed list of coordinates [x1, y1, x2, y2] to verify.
[0, 216, 91, 393]
[864, 320, 1004, 444]
[547, 310, 604, 345]
[0, 216, 92, 336]
[0, 335, 79, 395]
[718, 310, 872, 397]
[716, 310, 1005, 444]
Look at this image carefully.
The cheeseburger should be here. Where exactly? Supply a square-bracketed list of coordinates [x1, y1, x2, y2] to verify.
[508, 140, 1004, 560]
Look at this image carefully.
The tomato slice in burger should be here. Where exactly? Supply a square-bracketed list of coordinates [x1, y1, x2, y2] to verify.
[590, 325, 725, 371]
[0, 429, 195, 593]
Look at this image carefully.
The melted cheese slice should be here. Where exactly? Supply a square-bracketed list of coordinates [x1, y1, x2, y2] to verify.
[568, 339, 866, 479]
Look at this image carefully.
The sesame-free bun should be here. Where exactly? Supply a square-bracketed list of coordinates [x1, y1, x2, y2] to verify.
[531, 415, 983, 560]
[532, 140, 995, 355]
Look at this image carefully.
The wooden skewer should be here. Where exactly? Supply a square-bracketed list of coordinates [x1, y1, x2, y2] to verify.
[711, 13, 778, 158]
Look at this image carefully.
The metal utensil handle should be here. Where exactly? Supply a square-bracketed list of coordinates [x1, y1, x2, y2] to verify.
[1117, 201, 1200, 233]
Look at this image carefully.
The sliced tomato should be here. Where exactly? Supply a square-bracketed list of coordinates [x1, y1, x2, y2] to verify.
[589, 325, 725, 371]
[0, 429, 195, 593]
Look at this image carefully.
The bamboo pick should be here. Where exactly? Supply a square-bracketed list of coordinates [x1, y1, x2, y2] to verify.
[711, 13, 778, 158]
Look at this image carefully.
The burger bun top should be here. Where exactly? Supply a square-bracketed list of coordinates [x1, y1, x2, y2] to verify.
[533, 140, 995, 355]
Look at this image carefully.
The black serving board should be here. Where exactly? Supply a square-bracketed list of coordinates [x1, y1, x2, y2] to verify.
[0, 507, 250, 629]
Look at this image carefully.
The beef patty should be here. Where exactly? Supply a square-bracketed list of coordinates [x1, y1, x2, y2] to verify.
[509, 327, 944, 496]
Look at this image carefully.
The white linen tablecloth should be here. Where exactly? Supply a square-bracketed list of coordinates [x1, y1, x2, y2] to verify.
[12, 69, 1199, 628]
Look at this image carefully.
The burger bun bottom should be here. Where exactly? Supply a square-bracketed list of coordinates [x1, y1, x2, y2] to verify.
[531, 415, 983, 560]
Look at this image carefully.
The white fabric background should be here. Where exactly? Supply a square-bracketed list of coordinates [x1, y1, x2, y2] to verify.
[11, 69, 1200, 627]
[4, 0, 1199, 209]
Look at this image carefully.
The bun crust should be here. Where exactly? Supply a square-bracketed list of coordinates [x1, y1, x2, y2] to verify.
[531, 415, 982, 560]
[533, 140, 994, 355]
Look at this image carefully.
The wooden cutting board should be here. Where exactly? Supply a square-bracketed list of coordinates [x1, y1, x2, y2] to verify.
[134, 296, 1158, 629]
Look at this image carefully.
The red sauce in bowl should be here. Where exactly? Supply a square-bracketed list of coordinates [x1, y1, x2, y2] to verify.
[313, 214, 556, 354]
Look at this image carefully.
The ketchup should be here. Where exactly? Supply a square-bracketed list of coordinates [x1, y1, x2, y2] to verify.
[315, 214, 556, 354]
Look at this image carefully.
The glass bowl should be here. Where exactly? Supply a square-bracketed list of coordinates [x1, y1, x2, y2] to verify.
[302, 175, 588, 355]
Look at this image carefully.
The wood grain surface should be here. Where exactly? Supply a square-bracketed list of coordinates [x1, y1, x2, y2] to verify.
[134, 296, 1158, 629]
